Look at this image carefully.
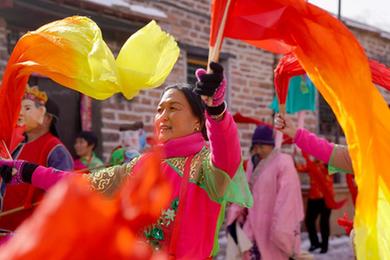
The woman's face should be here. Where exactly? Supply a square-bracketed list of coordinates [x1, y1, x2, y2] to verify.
[74, 137, 93, 158]
[18, 99, 46, 131]
[155, 89, 200, 143]
[253, 144, 273, 159]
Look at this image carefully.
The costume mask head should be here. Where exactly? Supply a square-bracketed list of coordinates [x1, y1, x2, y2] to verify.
[119, 121, 145, 151]
[18, 86, 48, 132]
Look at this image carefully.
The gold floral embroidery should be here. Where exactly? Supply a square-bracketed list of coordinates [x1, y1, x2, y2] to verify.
[165, 147, 209, 185]
[85, 148, 211, 197]
[86, 157, 141, 196]
[125, 156, 141, 174]
[165, 157, 186, 173]
[190, 147, 209, 184]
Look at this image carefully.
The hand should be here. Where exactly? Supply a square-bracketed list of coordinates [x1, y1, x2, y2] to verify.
[194, 62, 226, 107]
[274, 113, 298, 138]
[237, 208, 248, 225]
[0, 159, 25, 184]
[242, 250, 252, 260]
[0, 159, 37, 184]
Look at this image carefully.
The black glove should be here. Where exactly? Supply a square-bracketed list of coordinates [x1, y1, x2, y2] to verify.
[0, 160, 38, 184]
[194, 62, 224, 97]
[194, 62, 226, 117]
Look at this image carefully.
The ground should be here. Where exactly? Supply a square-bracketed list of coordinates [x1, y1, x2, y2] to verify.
[216, 230, 355, 259]
[300, 233, 355, 260]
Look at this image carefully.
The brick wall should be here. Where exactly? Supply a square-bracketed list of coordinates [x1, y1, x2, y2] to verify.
[0, 17, 8, 78]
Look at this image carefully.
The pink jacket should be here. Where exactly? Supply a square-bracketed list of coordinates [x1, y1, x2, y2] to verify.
[244, 150, 304, 260]
[28, 111, 252, 259]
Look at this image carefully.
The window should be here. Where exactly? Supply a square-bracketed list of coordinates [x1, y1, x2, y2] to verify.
[7, 28, 24, 54]
[187, 55, 207, 85]
[318, 94, 344, 139]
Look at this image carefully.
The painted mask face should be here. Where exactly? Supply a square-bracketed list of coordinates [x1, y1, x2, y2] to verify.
[16, 114, 24, 127]
[121, 130, 141, 150]
[19, 99, 46, 132]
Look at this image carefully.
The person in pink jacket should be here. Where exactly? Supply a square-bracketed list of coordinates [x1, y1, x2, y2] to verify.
[0, 62, 253, 259]
[274, 114, 353, 173]
[242, 125, 304, 260]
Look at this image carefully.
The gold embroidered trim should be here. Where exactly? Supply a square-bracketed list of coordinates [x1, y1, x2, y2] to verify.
[86, 157, 141, 196]
[165, 147, 209, 185]
[85, 147, 212, 196]
[125, 156, 141, 174]
[165, 157, 186, 174]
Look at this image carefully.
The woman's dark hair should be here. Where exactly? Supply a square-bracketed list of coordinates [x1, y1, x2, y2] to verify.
[45, 99, 60, 137]
[162, 84, 208, 140]
[76, 131, 99, 150]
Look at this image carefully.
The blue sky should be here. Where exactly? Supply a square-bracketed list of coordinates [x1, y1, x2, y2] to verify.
[309, 0, 390, 32]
